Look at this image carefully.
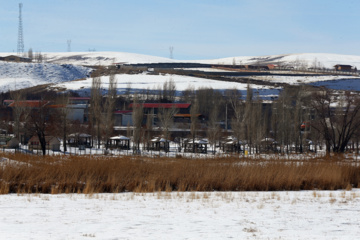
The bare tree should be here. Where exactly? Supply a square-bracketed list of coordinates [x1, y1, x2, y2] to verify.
[57, 93, 70, 152]
[90, 77, 102, 148]
[158, 106, 178, 152]
[161, 78, 177, 102]
[10, 89, 25, 139]
[207, 101, 221, 154]
[145, 108, 154, 150]
[103, 74, 117, 149]
[311, 90, 360, 154]
[227, 88, 243, 153]
[132, 95, 143, 151]
[26, 100, 54, 156]
[180, 85, 196, 103]
[190, 98, 199, 153]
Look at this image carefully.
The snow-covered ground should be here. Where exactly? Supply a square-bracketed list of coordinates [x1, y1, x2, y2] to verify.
[196, 52, 360, 69]
[250, 74, 360, 84]
[0, 61, 91, 92]
[0, 190, 359, 239]
[0, 52, 175, 66]
[2, 52, 358, 68]
[50, 73, 281, 97]
[1, 51, 360, 94]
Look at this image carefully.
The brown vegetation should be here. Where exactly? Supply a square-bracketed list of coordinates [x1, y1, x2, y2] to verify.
[0, 153, 359, 194]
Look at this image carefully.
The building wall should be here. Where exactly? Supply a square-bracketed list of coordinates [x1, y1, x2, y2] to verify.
[122, 114, 133, 126]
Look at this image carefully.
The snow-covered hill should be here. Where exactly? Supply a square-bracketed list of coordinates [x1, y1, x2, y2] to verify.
[0, 61, 91, 92]
[1, 51, 360, 93]
[49, 73, 281, 98]
[2, 52, 359, 68]
[196, 53, 360, 69]
[0, 52, 175, 66]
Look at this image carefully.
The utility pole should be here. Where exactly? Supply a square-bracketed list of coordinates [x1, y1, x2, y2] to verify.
[67, 39, 72, 52]
[169, 46, 174, 59]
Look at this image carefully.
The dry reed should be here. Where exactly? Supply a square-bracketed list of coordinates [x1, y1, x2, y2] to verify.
[0, 152, 359, 194]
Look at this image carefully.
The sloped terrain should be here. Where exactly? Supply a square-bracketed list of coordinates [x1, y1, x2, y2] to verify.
[0, 61, 92, 92]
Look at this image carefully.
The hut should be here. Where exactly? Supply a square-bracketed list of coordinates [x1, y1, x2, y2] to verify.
[68, 133, 92, 148]
[334, 64, 352, 71]
[150, 137, 170, 152]
[183, 138, 208, 153]
[0, 136, 19, 149]
[108, 135, 130, 150]
[221, 136, 242, 153]
[260, 138, 278, 153]
[28, 136, 61, 151]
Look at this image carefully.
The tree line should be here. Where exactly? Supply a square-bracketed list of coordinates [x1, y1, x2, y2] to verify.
[3, 73, 360, 156]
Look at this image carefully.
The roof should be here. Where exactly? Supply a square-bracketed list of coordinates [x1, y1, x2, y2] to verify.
[129, 103, 191, 109]
[69, 133, 91, 138]
[28, 135, 60, 143]
[174, 113, 202, 118]
[47, 104, 67, 109]
[334, 64, 352, 67]
[114, 110, 133, 114]
[69, 97, 91, 100]
[110, 135, 130, 140]
[8, 100, 49, 108]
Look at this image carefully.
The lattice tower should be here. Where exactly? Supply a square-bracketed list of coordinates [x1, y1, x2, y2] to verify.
[17, 3, 24, 55]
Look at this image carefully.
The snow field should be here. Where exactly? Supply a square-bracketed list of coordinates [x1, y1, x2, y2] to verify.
[51, 73, 280, 97]
[0, 190, 359, 239]
[0, 61, 91, 92]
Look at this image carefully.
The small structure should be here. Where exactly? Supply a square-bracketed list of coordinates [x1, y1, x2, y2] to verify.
[260, 138, 278, 153]
[221, 136, 242, 153]
[68, 133, 92, 148]
[150, 137, 170, 152]
[334, 64, 352, 72]
[129, 103, 191, 115]
[0, 55, 31, 62]
[28, 136, 61, 151]
[0, 136, 19, 149]
[108, 135, 130, 150]
[114, 110, 133, 127]
[183, 138, 208, 153]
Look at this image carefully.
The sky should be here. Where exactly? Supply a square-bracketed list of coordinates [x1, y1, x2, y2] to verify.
[0, 0, 360, 60]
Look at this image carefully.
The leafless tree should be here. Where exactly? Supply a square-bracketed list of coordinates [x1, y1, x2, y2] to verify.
[132, 95, 143, 151]
[190, 98, 199, 153]
[10, 89, 25, 139]
[226, 88, 243, 153]
[145, 108, 154, 150]
[103, 74, 117, 149]
[310, 90, 360, 154]
[162, 78, 177, 102]
[207, 101, 221, 154]
[56, 93, 70, 152]
[26, 99, 55, 156]
[158, 106, 178, 152]
[90, 76, 103, 148]
[180, 85, 196, 103]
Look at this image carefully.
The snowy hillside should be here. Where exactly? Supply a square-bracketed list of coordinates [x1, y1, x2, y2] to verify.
[0, 52, 175, 66]
[2, 52, 360, 69]
[50, 73, 281, 98]
[196, 53, 360, 69]
[0, 61, 91, 92]
[1, 51, 360, 93]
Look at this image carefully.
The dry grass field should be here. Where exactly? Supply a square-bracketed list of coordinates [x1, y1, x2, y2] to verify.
[0, 153, 359, 194]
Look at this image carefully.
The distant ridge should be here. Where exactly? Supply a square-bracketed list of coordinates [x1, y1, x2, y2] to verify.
[1, 52, 360, 68]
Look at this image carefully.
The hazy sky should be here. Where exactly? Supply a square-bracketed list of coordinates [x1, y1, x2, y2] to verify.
[1, 0, 359, 60]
